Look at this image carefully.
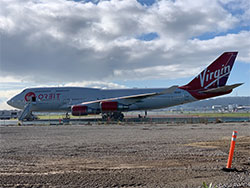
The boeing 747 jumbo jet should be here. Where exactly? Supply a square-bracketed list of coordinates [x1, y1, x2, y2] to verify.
[7, 52, 242, 121]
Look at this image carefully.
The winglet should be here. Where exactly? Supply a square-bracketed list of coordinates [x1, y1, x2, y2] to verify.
[159, 85, 178, 94]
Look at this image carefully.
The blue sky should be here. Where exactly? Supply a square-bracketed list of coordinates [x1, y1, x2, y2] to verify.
[0, 0, 250, 109]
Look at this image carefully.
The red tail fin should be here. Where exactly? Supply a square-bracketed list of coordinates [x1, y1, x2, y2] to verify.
[181, 52, 238, 90]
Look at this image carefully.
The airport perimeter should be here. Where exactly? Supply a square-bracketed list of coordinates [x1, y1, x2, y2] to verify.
[1, 121, 250, 187]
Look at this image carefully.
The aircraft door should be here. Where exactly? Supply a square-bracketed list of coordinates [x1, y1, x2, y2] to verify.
[32, 96, 36, 102]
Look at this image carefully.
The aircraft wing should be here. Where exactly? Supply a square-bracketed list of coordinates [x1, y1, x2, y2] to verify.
[201, 83, 243, 94]
[77, 85, 178, 106]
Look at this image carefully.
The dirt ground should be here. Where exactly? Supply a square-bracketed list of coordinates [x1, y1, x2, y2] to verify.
[0, 122, 250, 187]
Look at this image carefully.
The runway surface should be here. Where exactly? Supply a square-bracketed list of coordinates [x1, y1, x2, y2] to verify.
[1, 122, 250, 187]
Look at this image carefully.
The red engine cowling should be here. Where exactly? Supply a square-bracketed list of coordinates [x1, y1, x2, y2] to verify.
[71, 105, 88, 116]
[101, 101, 118, 112]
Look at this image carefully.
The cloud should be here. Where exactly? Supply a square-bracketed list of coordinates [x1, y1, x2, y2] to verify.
[219, 0, 250, 26]
[0, 75, 22, 83]
[0, 0, 250, 85]
[189, 31, 250, 62]
[64, 80, 127, 89]
[0, 89, 22, 110]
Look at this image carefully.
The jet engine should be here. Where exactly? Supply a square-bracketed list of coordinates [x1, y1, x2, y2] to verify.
[100, 101, 129, 112]
[72, 101, 129, 116]
[71, 105, 97, 116]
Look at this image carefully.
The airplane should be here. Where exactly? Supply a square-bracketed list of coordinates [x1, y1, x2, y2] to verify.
[7, 52, 243, 121]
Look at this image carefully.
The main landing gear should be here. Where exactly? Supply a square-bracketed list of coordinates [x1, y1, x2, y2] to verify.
[102, 112, 124, 121]
[64, 112, 70, 119]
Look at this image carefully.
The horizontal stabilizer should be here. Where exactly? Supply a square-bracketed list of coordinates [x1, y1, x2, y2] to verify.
[201, 83, 243, 94]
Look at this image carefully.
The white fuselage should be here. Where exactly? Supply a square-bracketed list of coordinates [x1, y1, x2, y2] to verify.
[7, 87, 196, 112]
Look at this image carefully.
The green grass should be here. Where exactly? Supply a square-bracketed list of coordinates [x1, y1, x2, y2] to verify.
[36, 112, 250, 120]
[202, 182, 217, 188]
[183, 112, 250, 117]
[37, 115, 65, 119]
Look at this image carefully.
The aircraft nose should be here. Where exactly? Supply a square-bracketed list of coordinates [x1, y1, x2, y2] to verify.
[7, 98, 14, 107]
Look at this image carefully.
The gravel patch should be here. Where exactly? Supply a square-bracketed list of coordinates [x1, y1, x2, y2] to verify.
[0, 122, 250, 187]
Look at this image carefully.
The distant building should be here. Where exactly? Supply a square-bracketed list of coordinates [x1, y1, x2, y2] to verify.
[212, 105, 223, 112]
[0, 110, 21, 120]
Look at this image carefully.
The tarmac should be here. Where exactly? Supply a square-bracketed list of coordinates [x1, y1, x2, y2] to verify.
[0, 122, 250, 187]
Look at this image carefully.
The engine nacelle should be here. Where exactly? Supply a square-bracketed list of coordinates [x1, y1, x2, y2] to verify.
[100, 101, 129, 112]
[101, 101, 118, 112]
[71, 105, 97, 116]
[72, 102, 129, 115]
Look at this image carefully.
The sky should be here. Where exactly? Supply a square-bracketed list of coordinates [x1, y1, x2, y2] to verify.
[0, 0, 250, 110]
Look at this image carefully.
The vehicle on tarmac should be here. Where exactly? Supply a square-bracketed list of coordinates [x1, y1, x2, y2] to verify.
[7, 52, 242, 121]
[0, 110, 21, 120]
